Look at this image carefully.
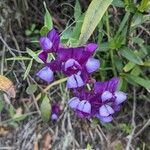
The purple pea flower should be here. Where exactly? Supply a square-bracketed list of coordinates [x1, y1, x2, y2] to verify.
[68, 77, 127, 122]
[37, 33, 100, 87]
[51, 103, 60, 121]
[57, 44, 100, 88]
[40, 28, 60, 54]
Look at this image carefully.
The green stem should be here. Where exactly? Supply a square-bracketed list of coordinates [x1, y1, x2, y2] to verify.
[36, 77, 67, 101]
[110, 49, 117, 77]
[105, 11, 111, 41]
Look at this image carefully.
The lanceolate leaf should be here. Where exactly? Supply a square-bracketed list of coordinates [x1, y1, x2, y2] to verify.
[43, 2, 53, 30]
[74, 0, 82, 21]
[120, 47, 144, 65]
[125, 74, 150, 89]
[23, 59, 33, 80]
[79, 0, 113, 45]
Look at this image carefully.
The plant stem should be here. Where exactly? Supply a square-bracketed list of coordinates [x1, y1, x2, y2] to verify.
[110, 49, 117, 77]
[105, 11, 111, 41]
[36, 77, 67, 101]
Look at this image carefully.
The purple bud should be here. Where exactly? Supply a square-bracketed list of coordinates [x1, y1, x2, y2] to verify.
[99, 104, 114, 117]
[114, 91, 127, 105]
[77, 100, 91, 114]
[40, 37, 53, 52]
[36, 66, 54, 83]
[86, 58, 100, 73]
[101, 91, 113, 102]
[68, 97, 80, 109]
[51, 113, 58, 120]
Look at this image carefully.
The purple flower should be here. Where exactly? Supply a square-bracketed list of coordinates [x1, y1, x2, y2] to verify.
[57, 44, 100, 88]
[51, 103, 60, 121]
[68, 78, 127, 122]
[40, 28, 60, 53]
[36, 66, 54, 83]
[37, 38, 100, 87]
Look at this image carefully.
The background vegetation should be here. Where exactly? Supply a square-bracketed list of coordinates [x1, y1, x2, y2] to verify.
[0, 0, 150, 149]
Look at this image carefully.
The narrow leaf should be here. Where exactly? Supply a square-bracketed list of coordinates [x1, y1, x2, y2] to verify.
[43, 2, 53, 30]
[74, 0, 82, 21]
[23, 59, 33, 80]
[120, 47, 144, 65]
[125, 74, 150, 89]
[26, 48, 43, 63]
[123, 62, 136, 72]
[7, 57, 31, 61]
[79, 0, 113, 45]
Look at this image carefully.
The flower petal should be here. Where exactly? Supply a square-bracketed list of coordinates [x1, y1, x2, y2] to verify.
[114, 91, 127, 105]
[94, 77, 120, 94]
[64, 59, 80, 71]
[67, 74, 84, 88]
[86, 58, 100, 73]
[98, 115, 113, 123]
[38, 51, 48, 63]
[75, 74, 85, 87]
[47, 29, 60, 51]
[101, 91, 113, 102]
[40, 37, 52, 52]
[36, 66, 54, 83]
[77, 100, 91, 114]
[86, 43, 98, 54]
[68, 97, 80, 109]
[57, 47, 72, 61]
[99, 104, 114, 117]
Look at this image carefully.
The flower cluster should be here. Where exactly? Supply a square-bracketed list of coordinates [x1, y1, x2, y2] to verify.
[37, 28, 127, 123]
[37, 29, 100, 89]
[68, 77, 127, 122]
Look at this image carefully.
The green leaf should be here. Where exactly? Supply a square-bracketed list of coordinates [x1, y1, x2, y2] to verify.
[86, 143, 92, 150]
[26, 48, 43, 63]
[9, 105, 16, 118]
[13, 114, 27, 122]
[7, 57, 31, 61]
[74, 0, 82, 21]
[43, 2, 53, 30]
[125, 74, 150, 89]
[79, 0, 113, 45]
[123, 62, 136, 72]
[23, 59, 33, 80]
[143, 61, 150, 67]
[40, 95, 51, 122]
[26, 84, 37, 95]
[72, 14, 84, 38]
[130, 66, 141, 76]
[25, 30, 32, 36]
[40, 26, 49, 36]
[120, 47, 144, 65]
[138, 0, 150, 12]
[112, 0, 125, 7]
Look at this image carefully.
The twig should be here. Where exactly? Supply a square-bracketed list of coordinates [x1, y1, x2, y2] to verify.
[134, 119, 150, 138]
[126, 87, 136, 150]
